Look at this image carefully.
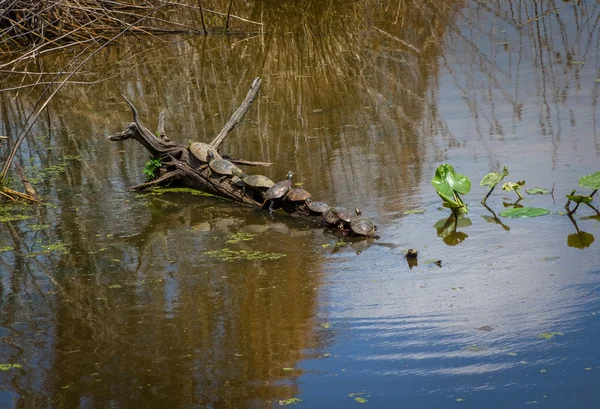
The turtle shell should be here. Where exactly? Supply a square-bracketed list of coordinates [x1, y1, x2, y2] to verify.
[263, 179, 292, 201]
[243, 174, 274, 189]
[307, 200, 329, 214]
[350, 216, 376, 237]
[322, 208, 340, 225]
[331, 206, 352, 223]
[190, 142, 221, 163]
[209, 158, 240, 176]
[285, 188, 311, 202]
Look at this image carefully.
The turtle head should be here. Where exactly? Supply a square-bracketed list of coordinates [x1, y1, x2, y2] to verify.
[232, 168, 245, 178]
[355, 208, 362, 216]
[206, 150, 215, 162]
[287, 170, 293, 180]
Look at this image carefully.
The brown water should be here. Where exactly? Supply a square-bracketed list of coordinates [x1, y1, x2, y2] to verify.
[1, 1, 600, 408]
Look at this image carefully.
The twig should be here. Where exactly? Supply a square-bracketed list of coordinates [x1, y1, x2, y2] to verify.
[14, 161, 37, 198]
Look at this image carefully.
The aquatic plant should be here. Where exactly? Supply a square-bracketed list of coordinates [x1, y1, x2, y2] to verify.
[566, 171, 600, 215]
[502, 180, 526, 200]
[480, 166, 509, 204]
[431, 164, 471, 215]
[143, 157, 162, 181]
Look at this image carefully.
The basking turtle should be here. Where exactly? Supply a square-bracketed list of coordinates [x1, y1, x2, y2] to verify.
[306, 198, 330, 215]
[207, 151, 241, 182]
[242, 174, 275, 190]
[285, 188, 311, 202]
[322, 206, 344, 225]
[349, 208, 377, 237]
[190, 142, 221, 163]
[262, 171, 293, 212]
[332, 206, 352, 224]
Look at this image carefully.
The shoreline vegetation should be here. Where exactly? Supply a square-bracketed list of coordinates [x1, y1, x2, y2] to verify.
[0, 0, 449, 201]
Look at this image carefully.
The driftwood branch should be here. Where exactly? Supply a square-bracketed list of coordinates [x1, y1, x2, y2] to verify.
[210, 77, 262, 149]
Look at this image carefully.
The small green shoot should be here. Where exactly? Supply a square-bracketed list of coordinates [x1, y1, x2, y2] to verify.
[502, 180, 525, 200]
[143, 157, 162, 181]
[480, 166, 509, 204]
[431, 164, 471, 215]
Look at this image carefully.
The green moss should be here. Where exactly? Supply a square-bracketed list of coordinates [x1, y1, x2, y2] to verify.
[202, 248, 286, 262]
[137, 187, 214, 197]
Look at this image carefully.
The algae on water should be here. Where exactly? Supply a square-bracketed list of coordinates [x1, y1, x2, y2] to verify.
[203, 248, 286, 262]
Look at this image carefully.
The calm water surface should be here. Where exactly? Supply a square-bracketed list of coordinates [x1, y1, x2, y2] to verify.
[1, 1, 600, 408]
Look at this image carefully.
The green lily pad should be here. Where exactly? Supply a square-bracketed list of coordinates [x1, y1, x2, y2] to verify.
[432, 164, 471, 209]
[499, 207, 550, 218]
[566, 194, 593, 204]
[526, 187, 551, 195]
[402, 209, 426, 215]
[480, 166, 509, 188]
[579, 171, 600, 190]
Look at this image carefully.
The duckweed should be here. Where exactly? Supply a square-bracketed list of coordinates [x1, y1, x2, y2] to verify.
[0, 364, 22, 371]
[42, 243, 68, 254]
[279, 397, 302, 406]
[464, 344, 487, 352]
[0, 246, 14, 252]
[203, 248, 286, 261]
[537, 332, 564, 340]
[226, 233, 255, 244]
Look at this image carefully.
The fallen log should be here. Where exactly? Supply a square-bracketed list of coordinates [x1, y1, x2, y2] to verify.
[107, 77, 378, 237]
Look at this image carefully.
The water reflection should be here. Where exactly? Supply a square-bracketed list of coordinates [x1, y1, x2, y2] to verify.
[481, 203, 510, 231]
[1, 0, 600, 407]
[567, 214, 595, 249]
[434, 215, 472, 246]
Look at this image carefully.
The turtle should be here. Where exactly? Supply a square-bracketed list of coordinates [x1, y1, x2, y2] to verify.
[285, 188, 311, 202]
[231, 175, 246, 188]
[207, 151, 241, 182]
[349, 208, 377, 237]
[262, 171, 293, 212]
[190, 142, 221, 163]
[242, 174, 275, 190]
[322, 206, 344, 225]
[332, 206, 352, 224]
[306, 198, 330, 215]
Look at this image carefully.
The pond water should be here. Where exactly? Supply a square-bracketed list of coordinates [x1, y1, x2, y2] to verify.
[1, 1, 600, 408]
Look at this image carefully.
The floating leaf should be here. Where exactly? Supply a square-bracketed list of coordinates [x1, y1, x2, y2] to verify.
[499, 207, 550, 218]
[355, 397, 368, 403]
[432, 164, 471, 209]
[566, 193, 593, 204]
[526, 187, 550, 195]
[480, 166, 509, 188]
[579, 171, 600, 190]
[402, 209, 425, 215]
